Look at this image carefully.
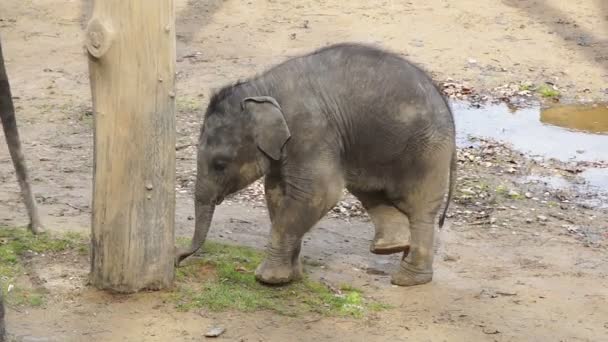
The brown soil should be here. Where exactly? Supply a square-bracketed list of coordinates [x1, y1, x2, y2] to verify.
[1, 1, 607, 341]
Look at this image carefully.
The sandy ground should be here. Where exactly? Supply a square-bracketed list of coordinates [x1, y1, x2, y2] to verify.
[0, 0, 607, 341]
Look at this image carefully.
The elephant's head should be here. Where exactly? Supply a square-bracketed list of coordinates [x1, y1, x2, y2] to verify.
[175, 87, 291, 265]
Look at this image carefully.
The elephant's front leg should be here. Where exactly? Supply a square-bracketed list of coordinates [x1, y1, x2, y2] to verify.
[256, 172, 343, 285]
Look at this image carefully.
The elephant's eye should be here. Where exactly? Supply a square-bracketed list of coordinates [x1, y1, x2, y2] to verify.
[212, 158, 229, 172]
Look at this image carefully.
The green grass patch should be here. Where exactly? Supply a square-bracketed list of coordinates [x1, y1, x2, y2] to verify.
[0, 230, 390, 317]
[494, 185, 524, 199]
[171, 241, 391, 318]
[519, 83, 534, 91]
[177, 96, 202, 113]
[537, 84, 560, 98]
[0, 227, 87, 307]
[495, 185, 508, 196]
[79, 109, 94, 126]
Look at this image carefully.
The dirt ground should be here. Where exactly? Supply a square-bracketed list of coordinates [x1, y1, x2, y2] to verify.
[1, 0, 607, 341]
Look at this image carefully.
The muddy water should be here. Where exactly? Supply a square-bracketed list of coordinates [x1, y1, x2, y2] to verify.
[453, 101, 608, 192]
[540, 104, 608, 135]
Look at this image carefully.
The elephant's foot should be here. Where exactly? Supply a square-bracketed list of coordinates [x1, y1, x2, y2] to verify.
[370, 225, 410, 255]
[255, 257, 303, 285]
[390, 261, 433, 287]
[28, 220, 44, 235]
[370, 241, 410, 255]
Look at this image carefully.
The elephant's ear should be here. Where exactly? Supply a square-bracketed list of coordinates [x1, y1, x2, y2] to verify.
[241, 96, 291, 160]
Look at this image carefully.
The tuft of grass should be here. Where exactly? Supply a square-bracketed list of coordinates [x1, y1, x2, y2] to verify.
[537, 84, 560, 98]
[171, 241, 391, 318]
[509, 192, 525, 200]
[519, 83, 534, 91]
[0, 227, 87, 307]
[495, 185, 524, 200]
[79, 109, 93, 126]
[495, 185, 508, 196]
[176, 97, 202, 113]
[8, 289, 44, 307]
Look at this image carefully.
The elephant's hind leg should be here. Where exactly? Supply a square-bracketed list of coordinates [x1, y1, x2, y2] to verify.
[389, 158, 450, 287]
[349, 190, 410, 255]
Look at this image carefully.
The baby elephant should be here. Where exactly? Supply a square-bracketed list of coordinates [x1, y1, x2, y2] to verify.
[177, 43, 456, 287]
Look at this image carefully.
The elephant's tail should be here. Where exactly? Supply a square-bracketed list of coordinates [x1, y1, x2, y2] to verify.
[438, 148, 456, 229]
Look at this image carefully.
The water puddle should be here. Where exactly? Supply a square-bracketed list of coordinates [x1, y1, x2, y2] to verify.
[453, 101, 608, 193]
[540, 104, 608, 135]
[580, 168, 608, 190]
[523, 175, 572, 190]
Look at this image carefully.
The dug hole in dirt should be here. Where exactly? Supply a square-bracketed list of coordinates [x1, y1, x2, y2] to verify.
[0, 0, 607, 341]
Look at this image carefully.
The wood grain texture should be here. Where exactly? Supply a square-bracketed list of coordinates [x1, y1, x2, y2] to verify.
[87, 0, 176, 292]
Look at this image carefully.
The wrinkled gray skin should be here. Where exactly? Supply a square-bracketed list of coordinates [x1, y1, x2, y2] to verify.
[177, 43, 456, 287]
[0, 37, 43, 234]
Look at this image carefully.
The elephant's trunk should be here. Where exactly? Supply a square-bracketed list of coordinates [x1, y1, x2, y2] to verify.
[175, 200, 216, 266]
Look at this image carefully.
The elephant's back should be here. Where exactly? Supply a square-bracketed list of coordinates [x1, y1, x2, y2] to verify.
[302, 44, 455, 157]
[258, 43, 455, 164]
[278, 43, 453, 125]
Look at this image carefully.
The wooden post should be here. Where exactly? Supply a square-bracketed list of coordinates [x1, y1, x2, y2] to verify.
[86, 0, 176, 292]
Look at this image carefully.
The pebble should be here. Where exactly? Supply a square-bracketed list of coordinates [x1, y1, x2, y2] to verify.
[537, 215, 548, 222]
[443, 254, 459, 262]
[205, 327, 226, 338]
[461, 188, 476, 195]
[508, 190, 520, 197]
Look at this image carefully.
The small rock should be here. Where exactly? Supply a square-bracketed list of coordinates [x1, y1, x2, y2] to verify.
[508, 190, 520, 197]
[460, 188, 476, 197]
[482, 328, 500, 335]
[443, 254, 459, 262]
[525, 192, 533, 199]
[205, 327, 226, 338]
[490, 217, 497, 224]
[526, 218, 533, 224]
[537, 215, 548, 222]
